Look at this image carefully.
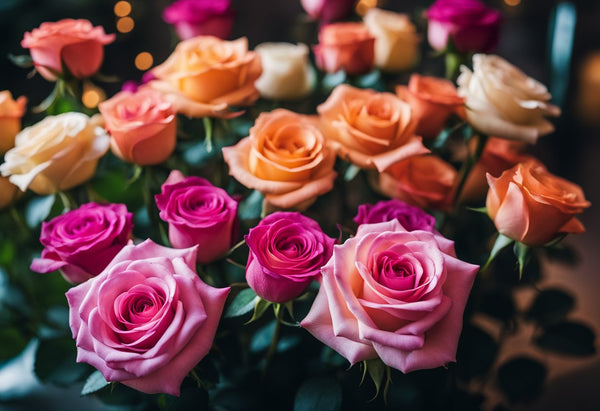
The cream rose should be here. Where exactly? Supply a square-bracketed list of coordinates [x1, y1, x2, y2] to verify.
[254, 42, 315, 100]
[457, 54, 561, 144]
[0, 112, 109, 195]
[363, 8, 420, 72]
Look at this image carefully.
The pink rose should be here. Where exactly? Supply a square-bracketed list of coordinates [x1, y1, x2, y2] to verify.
[313, 23, 375, 76]
[162, 0, 234, 40]
[30, 203, 133, 284]
[21, 19, 115, 81]
[301, 0, 356, 23]
[155, 170, 238, 264]
[301, 220, 478, 372]
[354, 199, 436, 232]
[245, 212, 335, 303]
[425, 0, 501, 54]
[66, 240, 230, 396]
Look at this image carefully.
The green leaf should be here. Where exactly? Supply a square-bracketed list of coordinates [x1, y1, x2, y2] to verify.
[0, 327, 29, 361]
[8, 53, 33, 68]
[497, 356, 547, 403]
[81, 370, 109, 395]
[25, 194, 56, 228]
[355, 70, 383, 90]
[535, 321, 596, 356]
[344, 164, 361, 182]
[364, 358, 388, 399]
[484, 234, 514, 270]
[322, 71, 347, 90]
[432, 127, 452, 150]
[239, 190, 264, 221]
[0, 238, 16, 266]
[294, 376, 342, 411]
[34, 337, 92, 386]
[467, 206, 488, 214]
[513, 241, 532, 279]
[225, 288, 258, 318]
[245, 297, 272, 324]
[525, 289, 574, 326]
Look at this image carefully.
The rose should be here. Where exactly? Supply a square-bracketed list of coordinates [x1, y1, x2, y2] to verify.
[375, 155, 457, 210]
[155, 170, 238, 264]
[301, 220, 479, 372]
[0, 91, 27, 154]
[162, 0, 234, 40]
[317, 84, 429, 171]
[30, 203, 133, 283]
[149, 36, 262, 119]
[425, 0, 501, 54]
[0, 177, 21, 210]
[222, 109, 337, 210]
[0, 112, 110, 195]
[301, 0, 356, 23]
[313, 23, 375, 76]
[486, 159, 590, 246]
[363, 8, 420, 72]
[66, 239, 230, 396]
[354, 199, 436, 232]
[245, 212, 335, 303]
[254, 43, 316, 100]
[99, 89, 177, 165]
[21, 19, 115, 81]
[396, 74, 464, 139]
[457, 54, 561, 144]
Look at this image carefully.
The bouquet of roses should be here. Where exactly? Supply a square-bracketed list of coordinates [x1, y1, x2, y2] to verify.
[0, 0, 593, 410]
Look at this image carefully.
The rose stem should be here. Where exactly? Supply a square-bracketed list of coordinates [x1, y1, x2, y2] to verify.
[261, 305, 283, 380]
[451, 133, 489, 211]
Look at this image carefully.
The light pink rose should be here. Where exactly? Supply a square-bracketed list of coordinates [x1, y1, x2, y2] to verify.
[66, 240, 230, 396]
[313, 23, 375, 76]
[301, 220, 478, 372]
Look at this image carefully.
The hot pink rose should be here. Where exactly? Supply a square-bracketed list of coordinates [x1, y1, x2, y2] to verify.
[354, 199, 436, 232]
[425, 0, 501, 54]
[21, 19, 115, 81]
[245, 212, 335, 303]
[30, 203, 133, 284]
[301, 220, 478, 372]
[301, 0, 356, 23]
[162, 0, 234, 40]
[66, 239, 230, 396]
[155, 170, 238, 264]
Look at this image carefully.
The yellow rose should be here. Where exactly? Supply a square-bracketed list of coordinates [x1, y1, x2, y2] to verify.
[457, 54, 561, 144]
[0, 112, 109, 195]
[363, 8, 420, 72]
[0, 91, 27, 154]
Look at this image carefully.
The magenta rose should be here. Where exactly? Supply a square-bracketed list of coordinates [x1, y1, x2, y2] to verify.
[301, 220, 478, 372]
[163, 0, 234, 40]
[245, 212, 335, 303]
[66, 239, 230, 396]
[155, 170, 238, 264]
[354, 199, 436, 232]
[425, 0, 501, 54]
[30, 202, 132, 284]
[301, 0, 356, 23]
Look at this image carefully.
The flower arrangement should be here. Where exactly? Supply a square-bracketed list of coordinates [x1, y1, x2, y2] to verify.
[0, 0, 594, 410]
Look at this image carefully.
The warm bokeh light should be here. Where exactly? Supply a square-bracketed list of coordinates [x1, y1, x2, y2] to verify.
[504, 0, 521, 6]
[576, 51, 600, 124]
[116, 17, 134, 33]
[82, 84, 106, 109]
[356, 0, 378, 16]
[114, 1, 131, 17]
[135, 52, 153, 71]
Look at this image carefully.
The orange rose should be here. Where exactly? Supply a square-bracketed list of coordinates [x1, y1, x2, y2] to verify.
[0, 91, 27, 154]
[313, 23, 375, 75]
[150, 36, 262, 119]
[0, 176, 21, 210]
[222, 109, 337, 210]
[317, 84, 429, 171]
[21, 19, 115, 81]
[375, 154, 457, 210]
[396, 74, 464, 139]
[486, 159, 590, 245]
[99, 89, 176, 165]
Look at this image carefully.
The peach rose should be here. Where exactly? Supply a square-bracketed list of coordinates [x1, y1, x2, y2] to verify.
[313, 23, 375, 75]
[363, 8, 420, 72]
[318, 84, 429, 171]
[486, 159, 590, 246]
[99, 89, 177, 165]
[0, 177, 21, 210]
[0, 112, 109, 195]
[21, 19, 115, 81]
[396, 74, 464, 139]
[0, 91, 27, 154]
[149, 36, 262, 119]
[376, 155, 457, 210]
[222, 109, 337, 210]
[457, 54, 561, 144]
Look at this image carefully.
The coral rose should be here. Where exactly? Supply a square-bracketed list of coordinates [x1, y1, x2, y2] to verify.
[21, 19, 115, 81]
[162, 0, 234, 40]
[457, 54, 561, 144]
[318, 84, 429, 171]
[149, 36, 261, 119]
[222, 109, 337, 210]
[99, 89, 177, 165]
[486, 159, 590, 246]
[66, 240, 230, 396]
[0, 177, 21, 210]
[313, 23, 375, 76]
[0, 91, 27, 154]
[301, 220, 479, 372]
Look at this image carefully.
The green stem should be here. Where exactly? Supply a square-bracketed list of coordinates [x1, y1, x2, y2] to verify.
[203, 117, 213, 153]
[262, 308, 282, 380]
[9, 205, 30, 236]
[452, 134, 489, 210]
[57, 191, 77, 211]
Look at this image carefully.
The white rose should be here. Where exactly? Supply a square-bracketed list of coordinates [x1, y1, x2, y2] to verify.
[363, 8, 420, 72]
[254, 42, 315, 100]
[0, 112, 109, 195]
[457, 54, 561, 144]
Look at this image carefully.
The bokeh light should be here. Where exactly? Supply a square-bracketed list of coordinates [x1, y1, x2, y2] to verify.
[135, 52, 153, 71]
[114, 1, 131, 17]
[116, 17, 134, 33]
[356, 0, 378, 16]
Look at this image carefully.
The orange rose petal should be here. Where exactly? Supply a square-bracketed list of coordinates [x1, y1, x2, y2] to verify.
[492, 181, 530, 242]
[558, 217, 585, 235]
[265, 169, 337, 209]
